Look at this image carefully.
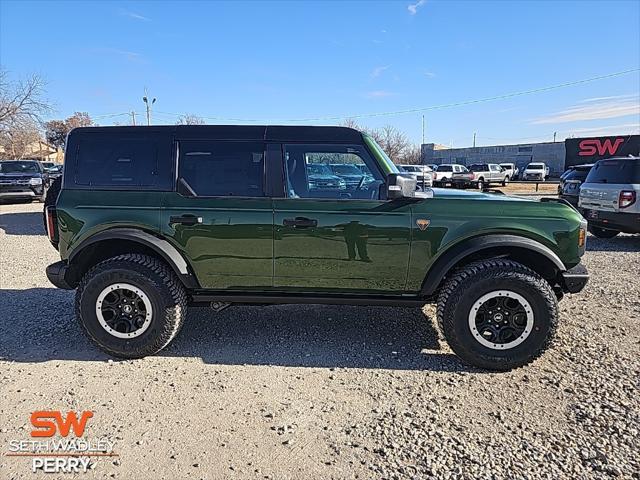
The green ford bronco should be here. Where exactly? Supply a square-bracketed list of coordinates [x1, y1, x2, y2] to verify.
[45, 126, 588, 370]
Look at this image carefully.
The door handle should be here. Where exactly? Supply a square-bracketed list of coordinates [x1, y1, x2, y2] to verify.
[169, 214, 202, 226]
[282, 217, 318, 228]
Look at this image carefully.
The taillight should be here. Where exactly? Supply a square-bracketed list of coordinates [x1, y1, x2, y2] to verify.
[619, 190, 636, 209]
[45, 206, 57, 242]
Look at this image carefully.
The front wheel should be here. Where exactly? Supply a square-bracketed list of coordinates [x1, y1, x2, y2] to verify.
[75, 254, 187, 358]
[502, 176, 509, 187]
[437, 259, 558, 371]
[588, 225, 619, 238]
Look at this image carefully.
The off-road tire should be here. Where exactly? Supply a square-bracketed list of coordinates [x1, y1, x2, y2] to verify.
[75, 254, 187, 358]
[437, 259, 558, 371]
[588, 225, 619, 239]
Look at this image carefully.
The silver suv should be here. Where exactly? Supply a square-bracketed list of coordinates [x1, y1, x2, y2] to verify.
[579, 156, 640, 238]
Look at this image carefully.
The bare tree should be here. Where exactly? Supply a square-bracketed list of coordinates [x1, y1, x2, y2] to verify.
[0, 70, 51, 128]
[45, 112, 93, 150]
[0, 119, 42, 159]
[341, 120, 421, 164]
[369, 125, 410, 162]
[342, 118, 361, 130]
[399, 144, 422, 165]
[176, 114, 205, 125]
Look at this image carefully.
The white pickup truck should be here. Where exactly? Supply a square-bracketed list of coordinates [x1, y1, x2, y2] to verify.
[522, 162, 549, 181]
[499, 163, 519, 180]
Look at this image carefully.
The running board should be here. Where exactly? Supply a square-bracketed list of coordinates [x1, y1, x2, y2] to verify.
[190, 292, 426, 307]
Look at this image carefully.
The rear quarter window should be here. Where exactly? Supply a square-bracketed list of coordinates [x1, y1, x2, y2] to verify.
[73, 133, 173, 190]
[585, 159, 640, 184]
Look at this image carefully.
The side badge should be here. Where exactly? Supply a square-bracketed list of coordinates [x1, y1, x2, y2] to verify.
[416, 219, 430, 231]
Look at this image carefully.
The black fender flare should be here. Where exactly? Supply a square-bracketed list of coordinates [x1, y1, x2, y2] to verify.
[69, 228, 199, 288]
[421, 234, 565, 296]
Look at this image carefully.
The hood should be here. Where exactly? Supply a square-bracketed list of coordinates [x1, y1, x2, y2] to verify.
[430, 187, 531, 202]
[309, 174, 343, 181]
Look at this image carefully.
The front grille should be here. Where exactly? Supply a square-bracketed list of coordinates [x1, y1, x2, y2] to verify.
[0, 179, 30, 185]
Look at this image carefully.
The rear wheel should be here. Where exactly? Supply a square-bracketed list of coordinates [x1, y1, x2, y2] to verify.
[75, 254, 187, 358]
[588, 225, 619, 238]
[437, 259, 558, 371]
[477, 178, 485, 190]
[502, 176, 509, 187]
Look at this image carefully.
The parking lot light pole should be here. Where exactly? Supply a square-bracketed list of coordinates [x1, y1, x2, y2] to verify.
[142, 92, 156, 126]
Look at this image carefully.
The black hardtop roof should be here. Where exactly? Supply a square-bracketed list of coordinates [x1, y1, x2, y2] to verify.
[68, 125, 365, 143]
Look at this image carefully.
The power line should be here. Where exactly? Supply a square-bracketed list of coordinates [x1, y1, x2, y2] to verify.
[155, 67, 637, 123]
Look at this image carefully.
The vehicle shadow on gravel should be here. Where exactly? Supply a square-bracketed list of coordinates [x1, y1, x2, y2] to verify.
[0, 211, 44, 236]
[1, 288, 470, 372]
[586, 234, 640, 252]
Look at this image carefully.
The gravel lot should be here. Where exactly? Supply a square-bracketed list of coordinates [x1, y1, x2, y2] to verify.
[1, 201, 639, 479]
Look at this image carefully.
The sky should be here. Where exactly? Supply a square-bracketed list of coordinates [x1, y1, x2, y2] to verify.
[1, 0, 639, 147]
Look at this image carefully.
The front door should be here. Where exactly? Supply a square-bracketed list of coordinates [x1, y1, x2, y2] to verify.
[161, 139, 273, 290]
[273, 143, 411, 294]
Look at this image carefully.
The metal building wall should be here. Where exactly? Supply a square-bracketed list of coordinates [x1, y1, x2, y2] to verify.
[421, 142, 566, 176]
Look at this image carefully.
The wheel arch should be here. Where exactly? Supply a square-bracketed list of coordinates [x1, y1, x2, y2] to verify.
[66, 228, 199, 289]
[422, 234, 565, 297]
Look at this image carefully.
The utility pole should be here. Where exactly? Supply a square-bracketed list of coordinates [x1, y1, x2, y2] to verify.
[421, 115, 425, 145]
[473, 132, 476, 148]
[142, 88, 156, 126]
[553, 131, 557, 142]
[131, 111, 137, 126]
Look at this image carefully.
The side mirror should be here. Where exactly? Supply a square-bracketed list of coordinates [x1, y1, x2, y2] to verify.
[386, 173, 417, 199]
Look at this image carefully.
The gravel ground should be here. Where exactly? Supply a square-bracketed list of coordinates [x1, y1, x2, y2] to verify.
[1, 201, 639, 480]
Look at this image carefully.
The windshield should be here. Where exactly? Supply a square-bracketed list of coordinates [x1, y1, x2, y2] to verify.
[363, 134, 399, 175]
[400, 165, 419, 172]
[500, 164, 512, 168]
[585, 159, 640, 184]
[0, 161, 40, 174]
[527, 163, 545, 170]
[437, 165, 452, 172]
[331, 164, 362, 175]
[307, 164, 333, 176]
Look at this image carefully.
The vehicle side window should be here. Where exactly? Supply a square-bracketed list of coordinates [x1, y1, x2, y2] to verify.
[490, 165, 500, 172]
[283, 144, 384, 200]
[178, 141, 265, 197]
[75, 134, 173, 189]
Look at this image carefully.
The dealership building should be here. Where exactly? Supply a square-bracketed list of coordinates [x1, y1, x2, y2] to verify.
[421, 135, 639, 177]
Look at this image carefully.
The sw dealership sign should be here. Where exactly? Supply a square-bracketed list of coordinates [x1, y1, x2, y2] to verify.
[565, 135, 640, 168]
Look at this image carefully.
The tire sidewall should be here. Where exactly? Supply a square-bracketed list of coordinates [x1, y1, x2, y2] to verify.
[78, 267, 172, 356]
[446, 273, 556, 368]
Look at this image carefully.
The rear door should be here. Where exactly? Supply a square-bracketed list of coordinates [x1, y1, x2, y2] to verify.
[489, 164, 502, 182]
[161, 139, 274, 290]
[273, 143, 411, 293]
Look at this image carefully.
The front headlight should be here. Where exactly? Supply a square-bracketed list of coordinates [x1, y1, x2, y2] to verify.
[29, 177, 43, 186]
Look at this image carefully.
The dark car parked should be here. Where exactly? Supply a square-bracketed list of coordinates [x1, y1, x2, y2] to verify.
[306, 163, 346, 191]
[0, 160, 49, 202]
[558, 164, 593, 207]
[41, 162, 63, 180]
